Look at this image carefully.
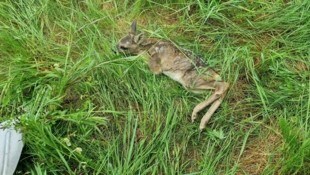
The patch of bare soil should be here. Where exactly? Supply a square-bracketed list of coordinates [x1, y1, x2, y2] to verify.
[236, 125, 283, 175]
[286, 60, 309, 73]
[61, 86, 82, 110]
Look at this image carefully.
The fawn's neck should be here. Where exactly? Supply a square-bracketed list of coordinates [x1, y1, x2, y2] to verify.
[141, 38, 159, 51]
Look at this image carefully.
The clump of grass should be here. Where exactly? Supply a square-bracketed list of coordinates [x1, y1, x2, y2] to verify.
[0, 0, 309, 174]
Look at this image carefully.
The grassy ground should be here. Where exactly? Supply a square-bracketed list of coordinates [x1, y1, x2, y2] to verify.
[0, 0, 309, 174]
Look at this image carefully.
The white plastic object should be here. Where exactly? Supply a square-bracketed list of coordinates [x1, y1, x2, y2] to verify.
[0, 121, 23, 175]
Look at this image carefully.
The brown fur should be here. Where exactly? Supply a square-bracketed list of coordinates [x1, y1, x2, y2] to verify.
[117, 21, 229, 130]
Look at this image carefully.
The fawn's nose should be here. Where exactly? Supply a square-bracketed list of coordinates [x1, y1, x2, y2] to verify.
[111, 44, 119, 54]
[116, 44, 120, 50]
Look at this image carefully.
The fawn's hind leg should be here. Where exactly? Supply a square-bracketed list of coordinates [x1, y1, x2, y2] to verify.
[199, 98, 223, 130]
[191, 81, 229, 130]
[191, 91, 220, 122]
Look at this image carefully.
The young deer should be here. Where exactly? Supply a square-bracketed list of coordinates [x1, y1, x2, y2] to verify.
[117, 21, 229, 130]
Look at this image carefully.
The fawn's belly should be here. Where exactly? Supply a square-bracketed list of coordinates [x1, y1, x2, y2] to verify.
[163, 71, 186, 86]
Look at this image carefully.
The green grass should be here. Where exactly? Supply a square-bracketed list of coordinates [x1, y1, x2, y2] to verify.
[0, 0, 309, 174]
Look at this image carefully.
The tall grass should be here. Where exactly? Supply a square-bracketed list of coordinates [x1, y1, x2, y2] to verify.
[0, 0, 309, 174]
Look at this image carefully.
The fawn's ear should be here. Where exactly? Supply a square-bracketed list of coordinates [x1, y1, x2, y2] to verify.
[133, 33, 144, 43]
[131, 21, 137, 34]
[139, 37, 156, 46]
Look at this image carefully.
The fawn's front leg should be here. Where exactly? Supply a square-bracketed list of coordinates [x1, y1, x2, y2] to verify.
[148, 53, 162, 74]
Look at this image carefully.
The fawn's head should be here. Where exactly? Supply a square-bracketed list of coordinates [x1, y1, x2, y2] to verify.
[116, 21, 149, 55]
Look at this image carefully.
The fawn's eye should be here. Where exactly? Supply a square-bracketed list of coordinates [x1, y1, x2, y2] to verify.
[120, 46, 128, 50]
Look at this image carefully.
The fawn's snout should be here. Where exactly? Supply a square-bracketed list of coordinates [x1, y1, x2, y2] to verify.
[116, 44, 129, 53]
